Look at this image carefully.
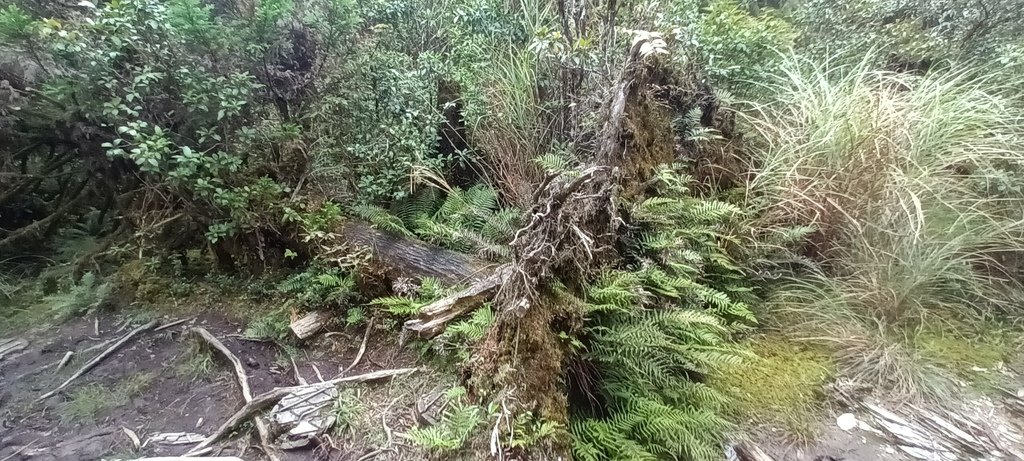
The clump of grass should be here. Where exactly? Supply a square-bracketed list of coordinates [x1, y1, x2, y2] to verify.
[176, 339, 216, 381]
[745, 54, 1024, 401]
[331, 388, 365, 435]
[710, 336, 835, 440]
[61, 373, 155, 424]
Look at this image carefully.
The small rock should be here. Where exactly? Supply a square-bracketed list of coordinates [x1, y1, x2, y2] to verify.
[246, 357, 259, 369]
[837, 413, 857, 431]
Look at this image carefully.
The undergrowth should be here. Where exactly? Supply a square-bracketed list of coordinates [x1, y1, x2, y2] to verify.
[570, 167, 755, 461]
[746, 54, 1024, 401]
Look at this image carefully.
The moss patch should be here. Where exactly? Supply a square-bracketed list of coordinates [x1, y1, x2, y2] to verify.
[915, 318, 1020, 391]
[710, 335, 835, 440]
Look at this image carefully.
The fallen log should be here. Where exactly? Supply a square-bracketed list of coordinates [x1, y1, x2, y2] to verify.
[337, 220, 493, 284]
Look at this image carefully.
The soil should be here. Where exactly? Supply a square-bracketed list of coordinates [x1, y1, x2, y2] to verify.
[0, 306, 444, 461]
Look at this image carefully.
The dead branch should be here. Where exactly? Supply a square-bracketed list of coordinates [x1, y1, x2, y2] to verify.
[154, 317, 193, 331]
[404, 265, 512, 338]
[188, 327, 279, 461]
[341, 317, 374, 375]
[185, 368, 417, 455]
[36, 320, 158, 402]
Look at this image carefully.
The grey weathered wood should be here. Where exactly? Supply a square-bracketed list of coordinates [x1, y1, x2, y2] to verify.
[338, 220, 493, 284]
[289, 311, 331, 339]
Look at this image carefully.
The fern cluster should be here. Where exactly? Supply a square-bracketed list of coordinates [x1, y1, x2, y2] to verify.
[277, 264, 355, 309]
[350, 185, 520, 260]
[406, 386, 486, 452]
[570, 167, 755, 461]
[41, 272, 111, 319]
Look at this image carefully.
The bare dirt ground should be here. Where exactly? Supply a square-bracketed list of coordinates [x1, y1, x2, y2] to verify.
[0, 307, 446, 461]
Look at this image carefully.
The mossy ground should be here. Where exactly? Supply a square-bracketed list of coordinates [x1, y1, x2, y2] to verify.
[915, 317, 1022, 392]
[710, 334, 835, 440]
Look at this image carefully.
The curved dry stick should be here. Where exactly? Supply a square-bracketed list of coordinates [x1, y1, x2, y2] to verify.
[185, 367, 418, 456]
[36, 320, 158, 402]
[188, 327, 277, 461]
[341, 317, 374, 376]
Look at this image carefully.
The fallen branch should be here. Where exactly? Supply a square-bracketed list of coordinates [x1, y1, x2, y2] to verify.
[155, 317, 193, 332]
[341, 317, 374, 375]
[404, 265, 511, 338]
[36, 320, 158, 402]
[189, 327, 279, 461]
[186, 368, 417, 455]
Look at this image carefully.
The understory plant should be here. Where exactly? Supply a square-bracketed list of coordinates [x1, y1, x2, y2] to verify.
[570, 167, 755, 461]
[745, 54, 1024, 400]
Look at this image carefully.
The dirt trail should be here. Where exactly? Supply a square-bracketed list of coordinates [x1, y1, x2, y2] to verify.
[0, 309, 431, 461]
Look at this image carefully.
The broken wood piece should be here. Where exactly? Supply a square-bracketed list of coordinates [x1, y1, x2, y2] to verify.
[403, 265, 510, 338]
[144, 432, 207, 446]
[0, 338, 27, 362]
[54, 351, 74, 372]
[730, 441, 776, 461]
[36, 320, 158, 402]
[129, 454, 244, 458]
[185, 367, 417, 455]
[290, 311, 331, 339]
[188, 327, 279, 461]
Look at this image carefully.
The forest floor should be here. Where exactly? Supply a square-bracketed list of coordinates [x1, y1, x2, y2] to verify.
[2, 281, 1023, 461]
[0, 279, 457, 461]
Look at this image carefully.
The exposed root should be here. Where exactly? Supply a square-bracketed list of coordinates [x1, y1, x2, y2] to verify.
[188, 327, 280, 461]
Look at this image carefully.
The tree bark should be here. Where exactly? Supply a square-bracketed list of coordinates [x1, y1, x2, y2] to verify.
[337, 220, 495, 284]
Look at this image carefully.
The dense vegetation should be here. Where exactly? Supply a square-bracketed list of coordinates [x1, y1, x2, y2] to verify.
[2, 0, 1022, 459]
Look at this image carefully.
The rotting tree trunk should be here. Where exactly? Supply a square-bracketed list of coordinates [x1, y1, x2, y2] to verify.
[335, 220, 495, 285]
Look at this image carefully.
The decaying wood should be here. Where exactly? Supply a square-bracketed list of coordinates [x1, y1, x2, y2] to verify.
[403, 265, 512, 338]
[36, 320, 158, 402]
[186, 368, 417, 455]
[732, 442, 777, 461]
[337, 220, 493, 284]
[0, 338, 27, 361]
[290, 311, 331, 340]
[831, 380, 1024, 461]
[188, 327, 279, 461]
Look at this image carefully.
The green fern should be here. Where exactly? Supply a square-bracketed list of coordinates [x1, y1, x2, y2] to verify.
[41, 272, 110, 319]
[570, 166, 756, 461]
[406, 386, 485, 452]
[435, 305, 494, 359]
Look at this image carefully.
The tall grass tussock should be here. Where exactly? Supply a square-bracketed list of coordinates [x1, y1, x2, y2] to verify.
[744, 55, 1024, 400]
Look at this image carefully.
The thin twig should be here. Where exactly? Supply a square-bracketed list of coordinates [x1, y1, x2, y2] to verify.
[36, 320, 158, 402]
[341, 317, 374, 376]
[154, 317, 193, 332]
[188, 327, 279, 461]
